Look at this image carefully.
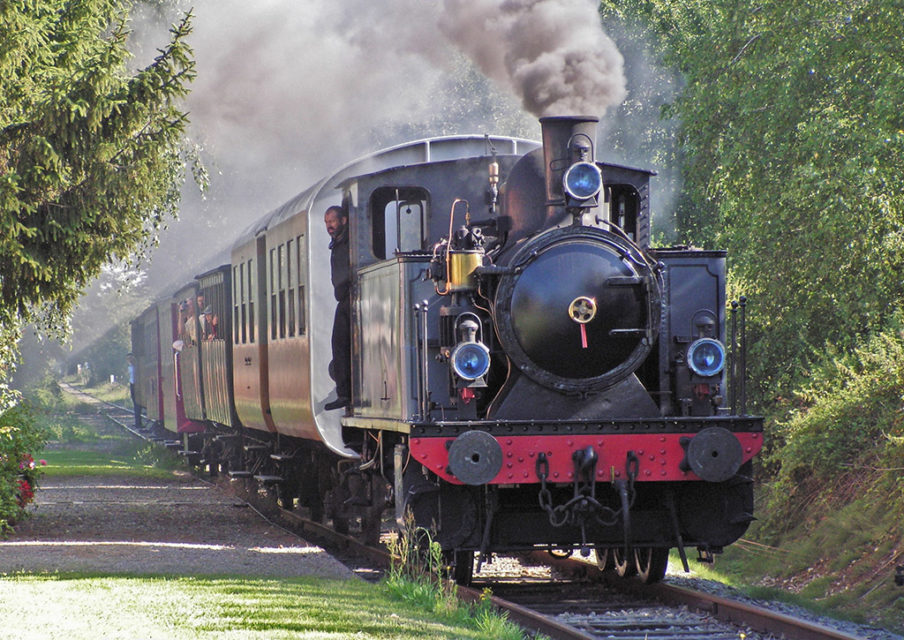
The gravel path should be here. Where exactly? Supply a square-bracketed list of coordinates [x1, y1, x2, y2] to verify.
[1, 407, 356, 581]
[2, 473, 356, 580]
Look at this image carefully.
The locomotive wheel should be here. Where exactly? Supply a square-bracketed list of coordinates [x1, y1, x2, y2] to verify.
[595, 546, 614, 571]
[634, 547, 669, 584]
[300, 477, 324, 522]
[323, 480, 349, 534]
[359, 474, 389, 547]
[276, 482, 295, 511]
[613, 547, 637, 577]
[325, 488, 350, 535]
[445, 550, 475, 586]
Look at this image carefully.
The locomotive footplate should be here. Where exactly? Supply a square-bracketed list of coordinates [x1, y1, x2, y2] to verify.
[409, 416, 763, 486]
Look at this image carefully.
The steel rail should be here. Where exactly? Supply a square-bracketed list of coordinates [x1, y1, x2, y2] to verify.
[536, 552, 864, 640]
[646, 582, 863, 640]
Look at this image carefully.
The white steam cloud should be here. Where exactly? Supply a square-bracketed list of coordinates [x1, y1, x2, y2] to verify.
[182, 0, 626, 198]
[184, 0, 445, 188]
[54, 0, 633, 366]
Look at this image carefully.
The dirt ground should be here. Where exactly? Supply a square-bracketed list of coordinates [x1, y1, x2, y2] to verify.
[1, 474, 357, 580]
[0, 409, 357, 580]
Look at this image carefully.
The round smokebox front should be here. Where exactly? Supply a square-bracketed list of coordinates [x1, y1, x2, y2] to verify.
[494, 227, 659, 393]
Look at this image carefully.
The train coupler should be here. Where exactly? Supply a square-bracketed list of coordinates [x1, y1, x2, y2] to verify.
[536, 450, 621, 531]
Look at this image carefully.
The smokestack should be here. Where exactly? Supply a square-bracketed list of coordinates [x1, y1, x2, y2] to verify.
[540, 115, 599, 219]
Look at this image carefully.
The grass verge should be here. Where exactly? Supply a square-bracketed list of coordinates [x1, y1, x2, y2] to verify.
[670, 511, 904, 636]
[3, 381, 536, 639]
[0, 573, 509, 639]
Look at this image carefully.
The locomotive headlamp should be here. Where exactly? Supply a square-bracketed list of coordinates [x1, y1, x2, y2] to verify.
[563, 161, 603, 201]
[451, 341, 491, 381]
[687, 338, 726, 377]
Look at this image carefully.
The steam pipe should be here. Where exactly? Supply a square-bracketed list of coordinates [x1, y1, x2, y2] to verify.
[435, 199, 470, 296]
[418, 300, 431, 421]
[414, 302, 425, 420]
[729, 300, 738, 414]
[739, 296, 748, 415]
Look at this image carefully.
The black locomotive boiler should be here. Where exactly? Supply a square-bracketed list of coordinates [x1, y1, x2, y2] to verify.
[131, 115, 762, 584]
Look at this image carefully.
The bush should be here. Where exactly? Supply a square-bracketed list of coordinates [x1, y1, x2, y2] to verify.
[758, 324, 904, 538]
[0, 403, 48, 533]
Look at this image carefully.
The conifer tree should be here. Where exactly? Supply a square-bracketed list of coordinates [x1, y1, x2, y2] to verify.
[0, 1, 195, 378]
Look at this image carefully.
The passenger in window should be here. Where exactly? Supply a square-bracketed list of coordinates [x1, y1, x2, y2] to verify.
[324, 205, 351, 411]
[183, 298, 197, 346]
[196, 295, 207, 339]
[204, 306, 218, 340]
[178, 300, 190, 344]
[199, 304, 211, 340]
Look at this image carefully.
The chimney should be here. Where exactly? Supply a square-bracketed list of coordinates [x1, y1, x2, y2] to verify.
[539, 115, 599, 220]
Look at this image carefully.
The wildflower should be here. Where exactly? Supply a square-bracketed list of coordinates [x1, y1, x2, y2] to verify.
[17, 479, 34, 507]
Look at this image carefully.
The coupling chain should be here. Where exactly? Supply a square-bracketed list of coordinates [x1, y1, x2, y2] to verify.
[536, 452, 621, 528]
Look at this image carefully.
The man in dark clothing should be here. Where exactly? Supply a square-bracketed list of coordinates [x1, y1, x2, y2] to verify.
[127, 353, 141, 429]
[324, 205, 351, 411]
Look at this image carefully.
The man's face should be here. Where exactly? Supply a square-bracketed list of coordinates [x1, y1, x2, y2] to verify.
[324, 211, 346, 239]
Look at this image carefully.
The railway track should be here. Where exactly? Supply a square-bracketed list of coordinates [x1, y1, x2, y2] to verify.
[66, 384, 869, 640]
[496, 553, 869, 640]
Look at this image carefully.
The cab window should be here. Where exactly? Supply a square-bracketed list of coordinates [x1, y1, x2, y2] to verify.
[371, 187, 428, 259]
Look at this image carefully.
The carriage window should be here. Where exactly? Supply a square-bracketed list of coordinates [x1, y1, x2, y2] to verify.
[247, 258, 255, 343]
[199, 271, 225, 342]
[608, 185, 639, 242]
[233, 265, 241, 344]
[287, 239, 295, 337]
[296, 234, 306, 335]
[278, 244, 287, 339]
[370, 187, 428, 259]
[269, 248, 277, 340]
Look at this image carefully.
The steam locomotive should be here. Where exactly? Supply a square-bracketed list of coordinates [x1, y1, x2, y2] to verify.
[131, 115, 762, 584]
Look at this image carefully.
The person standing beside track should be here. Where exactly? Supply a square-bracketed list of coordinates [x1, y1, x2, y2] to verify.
[127, 353, 141, 429]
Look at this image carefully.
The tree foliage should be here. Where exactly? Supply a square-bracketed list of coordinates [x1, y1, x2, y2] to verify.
[0, 1, 196, 341]
[600, 0, 904, 407]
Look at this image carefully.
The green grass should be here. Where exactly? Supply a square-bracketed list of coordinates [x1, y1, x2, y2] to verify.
[7, 382, 536, 639]
[0, 574, 505, 639]
[677, 514, 904, 635]
[40, 447, 184, 480]
[59, 377, 131, 406]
